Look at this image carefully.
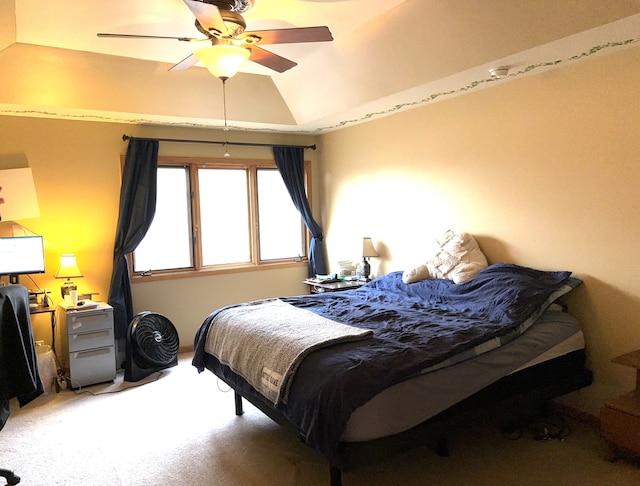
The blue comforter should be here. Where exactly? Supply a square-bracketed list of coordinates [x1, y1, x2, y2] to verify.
[193, 263, 580, 459]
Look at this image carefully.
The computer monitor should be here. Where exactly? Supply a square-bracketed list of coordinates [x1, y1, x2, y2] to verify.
[0, 235, 45, 284]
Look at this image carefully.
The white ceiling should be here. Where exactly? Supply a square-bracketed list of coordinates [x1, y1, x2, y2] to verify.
[4, 0, 640, 133]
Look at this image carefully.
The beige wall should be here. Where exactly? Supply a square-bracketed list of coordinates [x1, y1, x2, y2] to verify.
[319, 45, 640, 416]
[0, 117, 316, 354]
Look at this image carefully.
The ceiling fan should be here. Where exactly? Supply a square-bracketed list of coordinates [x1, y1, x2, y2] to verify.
[97, 0, 333, 76]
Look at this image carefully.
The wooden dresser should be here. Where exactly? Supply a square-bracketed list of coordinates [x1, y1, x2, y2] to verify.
[600, 350, 640, 461]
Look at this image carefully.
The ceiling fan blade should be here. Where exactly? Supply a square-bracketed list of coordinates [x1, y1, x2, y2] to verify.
[182, 0, 227, 35]
[242, 26, 333, 45]
[249, 46, 297, 73]
[168, 53, 201, 71]
[97, 33, 196, 42]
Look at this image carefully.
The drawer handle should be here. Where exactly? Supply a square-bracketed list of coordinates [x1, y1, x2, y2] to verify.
[73, 347, 113, 359]
[70, 313, 108, 329]
[72, 330, 110, 341]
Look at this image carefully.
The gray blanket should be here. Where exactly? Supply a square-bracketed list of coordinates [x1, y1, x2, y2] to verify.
[204, 298, 373, 404]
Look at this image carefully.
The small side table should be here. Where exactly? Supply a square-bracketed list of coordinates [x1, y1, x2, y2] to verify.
[303, 279, 366, 294]
[30, 305, 57, 352]
[600, 350, 640, 461]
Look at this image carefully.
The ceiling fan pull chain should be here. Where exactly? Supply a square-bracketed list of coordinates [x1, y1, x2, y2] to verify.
[222, 78, 231, 158]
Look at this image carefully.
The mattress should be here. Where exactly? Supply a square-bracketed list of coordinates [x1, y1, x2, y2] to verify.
[341, 310, 584, 442]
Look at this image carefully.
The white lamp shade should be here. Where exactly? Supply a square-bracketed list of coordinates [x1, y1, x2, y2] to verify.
[55, 254, 83, 279]
[362, 237, 378, 258]
[0, 168, 40, 222]
[194, 45, 250, 79]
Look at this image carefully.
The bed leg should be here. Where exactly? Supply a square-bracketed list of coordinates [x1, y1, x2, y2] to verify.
[234, 391, 244, 416]
[329, 465, 342, 486]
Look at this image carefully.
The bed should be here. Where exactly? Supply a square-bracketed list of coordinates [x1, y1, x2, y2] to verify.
[193, 263, 592, 485]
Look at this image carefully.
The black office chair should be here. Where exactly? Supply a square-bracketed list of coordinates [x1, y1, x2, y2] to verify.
[0, 284, 45, 486]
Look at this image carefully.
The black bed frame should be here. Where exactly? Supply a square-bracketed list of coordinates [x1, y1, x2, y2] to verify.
[221, 349, 592, 486]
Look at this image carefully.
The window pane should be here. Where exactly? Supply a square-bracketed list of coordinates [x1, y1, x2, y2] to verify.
[133, 167, 193, 272]
[257, 169, 305, 260]
[199, 168, 250, 265]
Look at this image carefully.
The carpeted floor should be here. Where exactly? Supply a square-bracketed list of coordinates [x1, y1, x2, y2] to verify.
[2, 353, 639, 485]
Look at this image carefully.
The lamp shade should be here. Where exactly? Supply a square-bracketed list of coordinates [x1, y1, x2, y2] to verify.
[194, 44, 250, 79]
[55, 254, 83, 279]
[362, 237, 378, 258]
[0, 168, 40, 222]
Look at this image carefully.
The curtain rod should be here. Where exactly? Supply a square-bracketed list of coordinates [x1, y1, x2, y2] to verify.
[122, 134, 316, 150]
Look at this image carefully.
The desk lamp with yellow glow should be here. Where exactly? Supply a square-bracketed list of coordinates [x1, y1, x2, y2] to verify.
[55, 254, 83, 299]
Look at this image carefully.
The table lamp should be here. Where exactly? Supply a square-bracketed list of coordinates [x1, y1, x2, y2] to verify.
[361, 237, 379, 281]
[55, 254, 83, 298]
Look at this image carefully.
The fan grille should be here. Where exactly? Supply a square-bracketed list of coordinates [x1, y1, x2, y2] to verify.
[129, 312, 179, 368]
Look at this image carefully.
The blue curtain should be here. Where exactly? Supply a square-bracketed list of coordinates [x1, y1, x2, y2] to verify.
[108, 138, 158, 341]
[273, 146, 327, 276]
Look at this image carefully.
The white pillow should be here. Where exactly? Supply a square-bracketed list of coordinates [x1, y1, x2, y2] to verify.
[401, 263, 431, 284]
[402, 230, 488, 284]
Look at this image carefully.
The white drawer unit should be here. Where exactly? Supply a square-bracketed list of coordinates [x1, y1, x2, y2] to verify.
[58, 302, 116, 388]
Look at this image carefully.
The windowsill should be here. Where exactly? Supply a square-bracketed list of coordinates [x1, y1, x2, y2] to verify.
[130, 259, 308, 284]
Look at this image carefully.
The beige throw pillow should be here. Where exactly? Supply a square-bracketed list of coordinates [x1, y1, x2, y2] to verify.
[402, 230, 488, 284]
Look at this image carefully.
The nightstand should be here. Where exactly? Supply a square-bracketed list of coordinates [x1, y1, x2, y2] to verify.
[600, 350, 640, 461]
[57, 302, 116, 388]
[303, 279, 367, 294]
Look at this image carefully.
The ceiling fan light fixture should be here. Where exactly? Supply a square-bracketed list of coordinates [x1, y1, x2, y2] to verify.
[194, 44, 250, 79]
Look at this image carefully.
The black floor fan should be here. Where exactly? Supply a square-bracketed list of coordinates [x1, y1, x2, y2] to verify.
[125, 311, 180, 382]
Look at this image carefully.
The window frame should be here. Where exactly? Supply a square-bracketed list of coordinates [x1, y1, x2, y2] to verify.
[127, 155, 311, 282]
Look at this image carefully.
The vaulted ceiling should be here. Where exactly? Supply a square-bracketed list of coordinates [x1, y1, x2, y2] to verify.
[1, 0, 640, 133]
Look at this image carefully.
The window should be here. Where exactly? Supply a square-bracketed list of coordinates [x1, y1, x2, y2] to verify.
[198, 168, 251, 265]
[132, 157, 309, 278]
[257, 169, 307, 261]
[133, 167, 192, 272]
